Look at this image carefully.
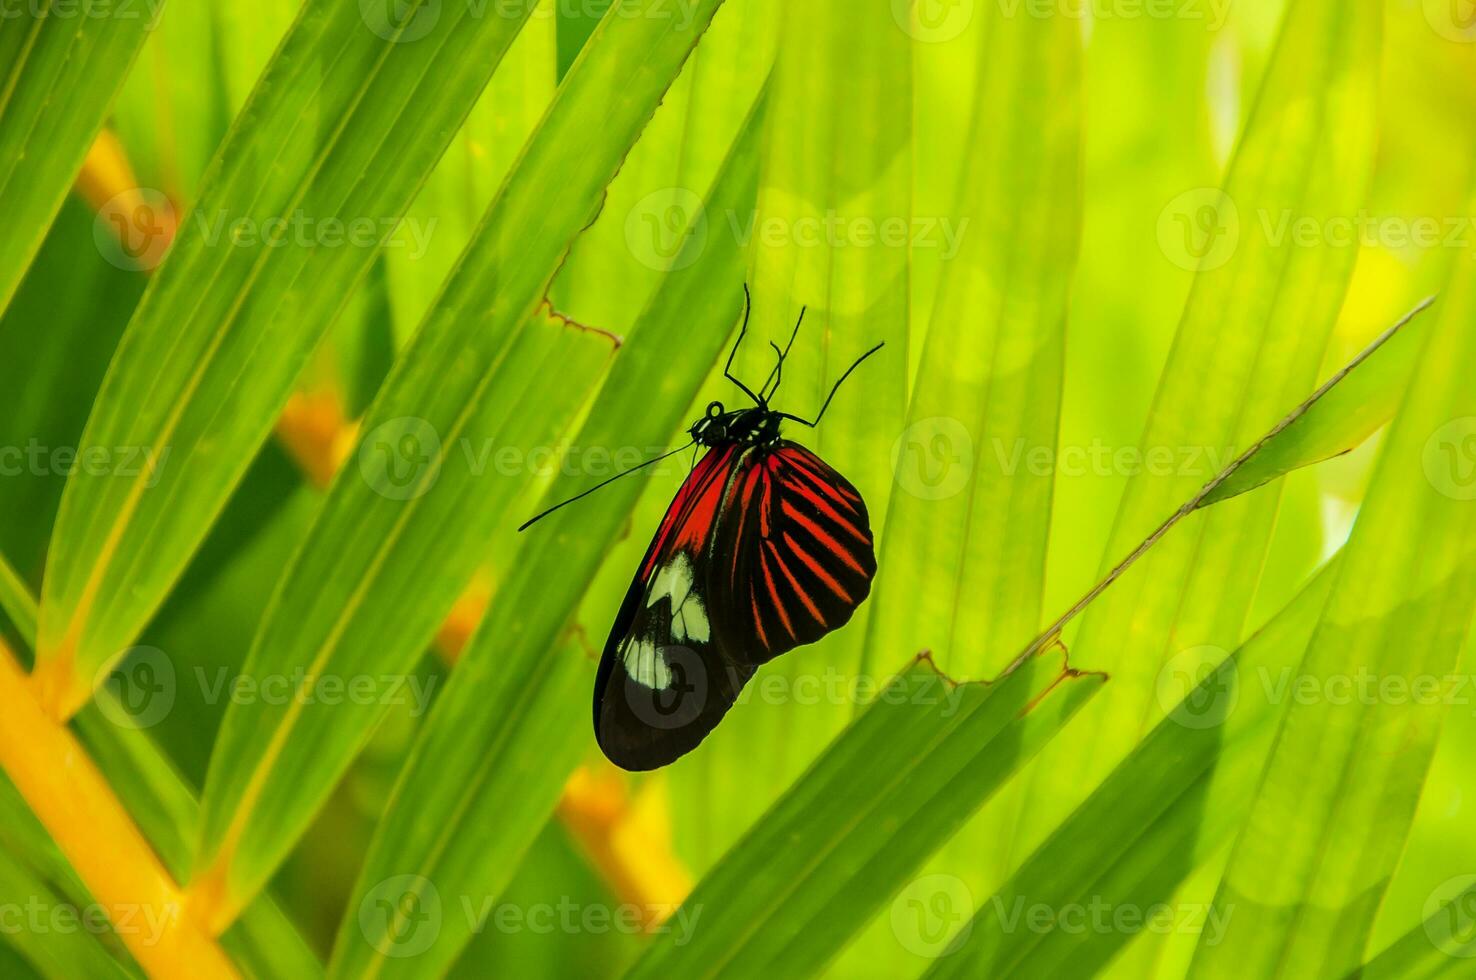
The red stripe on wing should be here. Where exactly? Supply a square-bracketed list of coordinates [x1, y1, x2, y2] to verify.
[640, 443, 742, 578]
[783, 477, 869, 543]
[766, 538, 825, 625]
[707, 441, 877, 665]
[783, 530, 853, 604]
[759, 548, 796, 640]
[780, 500, 867, 576]
[778, 450, 863, 510]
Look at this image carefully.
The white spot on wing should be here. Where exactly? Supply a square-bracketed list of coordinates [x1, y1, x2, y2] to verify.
[624, 638, 672, 690]
[649, 553, 709, 643]
[684, 603, 710, 642]
[620, 552, 710, 688]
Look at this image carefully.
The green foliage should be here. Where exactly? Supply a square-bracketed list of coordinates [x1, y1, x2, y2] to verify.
[3, 0, 1476, 977]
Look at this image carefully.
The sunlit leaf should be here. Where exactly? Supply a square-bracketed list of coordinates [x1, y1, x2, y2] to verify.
[1201, 296, 1435, 507]
[667, 0, 913, 871]
[34, 0, 545, 717]
[326, 82, 768, 980]
[842, 0, 1082, 967]
[195, 0, 732, 932]
[0, 0, 158, 316]
[629, 653, 1104, 979]
[1011, 0, 1382, 866]
[928, 559, 1337, 977]
[1190, 215, 1476, 980]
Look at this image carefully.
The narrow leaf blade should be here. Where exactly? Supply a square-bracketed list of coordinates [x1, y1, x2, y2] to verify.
[0, 0, 157, 316]
[195, 0, 732, 928]
[325, 79, 768, 980]
[1191, 213, 1476, 980]
[34, 0, 542, 716]
[628, 653, 1104, 979]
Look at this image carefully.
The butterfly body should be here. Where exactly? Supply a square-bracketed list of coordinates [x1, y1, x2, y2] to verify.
[689, 401, 783, 447]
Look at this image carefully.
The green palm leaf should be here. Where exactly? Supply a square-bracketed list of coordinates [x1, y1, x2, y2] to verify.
[194, 0, 732, 931]
[0, 0, 158, 316]
[328, 86, 768, 979]
[1190, 227, 1476, 978]
[1010, 0, 1382, 863]
[33, 0, 543, 717]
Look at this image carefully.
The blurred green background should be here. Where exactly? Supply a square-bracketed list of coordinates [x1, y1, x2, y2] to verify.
[3, 0, 1476, 977]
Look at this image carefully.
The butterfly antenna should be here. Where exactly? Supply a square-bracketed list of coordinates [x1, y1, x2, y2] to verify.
[757, 342, 784, 404]
[759, 305, 806, 402]
[518, 441, 696, 532]
[724, 284, 764, 406]
[779, 341, 886, 428]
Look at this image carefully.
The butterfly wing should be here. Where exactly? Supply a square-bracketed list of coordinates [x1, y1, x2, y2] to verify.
[709, 440, 877, 665]
[595, 439, 877, 770]
[594, 443, 758, 771]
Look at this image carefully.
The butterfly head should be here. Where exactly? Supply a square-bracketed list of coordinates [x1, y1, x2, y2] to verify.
[690, 401, 782, 448]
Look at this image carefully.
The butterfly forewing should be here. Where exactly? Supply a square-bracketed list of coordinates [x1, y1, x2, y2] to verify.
[594, 444, 756, 771]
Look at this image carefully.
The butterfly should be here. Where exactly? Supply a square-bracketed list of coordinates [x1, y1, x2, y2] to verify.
[521, 288, 883, 771]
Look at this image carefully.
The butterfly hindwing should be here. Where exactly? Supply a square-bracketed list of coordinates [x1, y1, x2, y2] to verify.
[594, 444, 757, 771]
[711, 441, 877, 665]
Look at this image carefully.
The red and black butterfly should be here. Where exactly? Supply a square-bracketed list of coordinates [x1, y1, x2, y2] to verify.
[521, 289, 882, 771]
